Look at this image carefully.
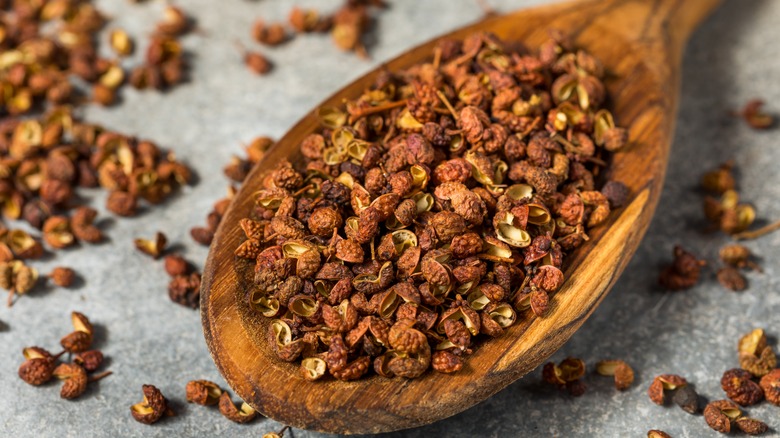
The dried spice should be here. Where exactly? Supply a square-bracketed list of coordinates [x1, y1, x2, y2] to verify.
[243, 50, 273, 76]
[717, 266, 748, 292]
[648, 374, 687, 405]
[735, 417, 769, 436]
[647, 431, 672, 438]
[658, 246, 706, 291]
[109, 29, 134, 57]
[736, 99, 774, 130]
[129, 6, 192, 91]
[720, 368, 764, 406]
[218, 392, 257, 423]
[2, 260, 39, 306]
[542, 357, 586, 396]
[168, 272, 201, 308]
[18, 346, 61, 386]
[47, 266, 76, 288]
[239, 31, 627, 380]
[252, 20, 288, 46]
[53, 363, 111, 400]
[703, 399, 742, 434]
[134, 231, 168, 259]
[701, 161, 735, 195]
[595, 359, 634, 391]
[703, 181, 756, 235]
[60, 311, 94, 353]
[74, 350, 104, 372]
[719, 244, 761, 271]
[131, 384, 174, 424]
[186, 380, 222, 406]
[164, 254, 191, 277]
[759, 369, 780, 406]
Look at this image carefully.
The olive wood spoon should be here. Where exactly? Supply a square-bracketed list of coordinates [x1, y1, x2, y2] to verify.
[201, 0, 721, 433]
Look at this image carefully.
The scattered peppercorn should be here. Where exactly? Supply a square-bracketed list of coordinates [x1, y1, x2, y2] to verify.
[185, 380, 222, 406]
[218, 392, 257, 423]
[658, 246, 706, 291]
[131, 384, 174, 424]
[48, 267, 76, 288]
[134, 231, 168, 259]
[595, 359, 634, 391]
[737, 99, 774, 130]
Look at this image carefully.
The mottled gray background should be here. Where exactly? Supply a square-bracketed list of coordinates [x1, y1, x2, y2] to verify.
[1, 0, 779, 437]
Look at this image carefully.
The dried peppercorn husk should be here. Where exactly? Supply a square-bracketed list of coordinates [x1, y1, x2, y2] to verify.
[719, 244, 761, 271]
[737, 99, 774, 130]
[717, 266, 748, 292]
[721, 368, 764, 406]
[595, 359, 634, 390]
[218, 392, 257, 423]
[239, 31, 627, 380]
[48, 267, 76, 287]
[18, 346, 61, 386]
[186, 380, 222, 406]
[2, 260, 39, 307]
[131, 384, 174, 424]
[658, 246, 705, 291]
[703, 399, 742, 434]
[735, 417, 769, 436]
[648, 374, 688, 405]
[759, 369, 780, 405]
[134, 231, 168, 259]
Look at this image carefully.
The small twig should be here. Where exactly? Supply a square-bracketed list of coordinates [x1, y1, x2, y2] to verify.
[432, 46, 442, 70]
[349, 99, 408, 121]
[733, 219, 780, 240]
[6, 288, 14, 307]
[436, 90, 459, 120]
[88, 371, 113, 383]
[292, 184, 315, 198]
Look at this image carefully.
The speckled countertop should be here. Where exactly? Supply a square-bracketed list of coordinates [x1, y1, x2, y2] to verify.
[1, 0, 779, 437]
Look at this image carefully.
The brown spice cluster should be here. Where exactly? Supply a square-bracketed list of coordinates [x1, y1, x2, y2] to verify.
[185, 379, 258, 424]
[243, 0, 389, 75]
[0, 109, 190, 305]
[165, 253, 201, 309]
[542, 357, 587, 396]
[128, 5, 192, 92]
[701, 161, 756, 235]
[646, 329, 779, 435]
[237, 32, 628, 380]
[17, 311, 111, 399]
[0, 2, 192, 111]
[658, 246, 706, 291]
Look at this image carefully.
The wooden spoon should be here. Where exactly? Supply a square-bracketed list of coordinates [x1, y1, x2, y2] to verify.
[201, 0, 721, 433]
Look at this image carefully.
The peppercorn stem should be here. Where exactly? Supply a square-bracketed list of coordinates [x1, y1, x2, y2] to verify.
[733, 219, 780, 240]
[348, 99, 408, 120]
[436, 90, 459, 120]
[291, 184, 315, 198]
[88, 370, 113, 382]
[432, 46, 442, 70]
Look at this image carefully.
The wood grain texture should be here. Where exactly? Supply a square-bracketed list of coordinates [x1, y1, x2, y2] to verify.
[201, 0, 721, 434]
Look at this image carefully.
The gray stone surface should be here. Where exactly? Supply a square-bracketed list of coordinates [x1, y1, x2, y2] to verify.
[1, 0, 779, 436]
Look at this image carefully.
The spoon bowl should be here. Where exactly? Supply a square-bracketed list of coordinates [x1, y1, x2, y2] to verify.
[201, 0, 721, 433]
